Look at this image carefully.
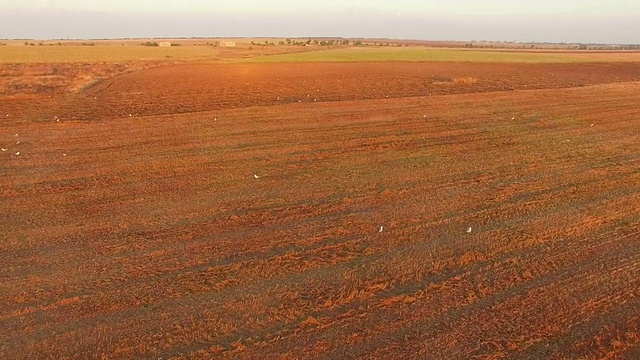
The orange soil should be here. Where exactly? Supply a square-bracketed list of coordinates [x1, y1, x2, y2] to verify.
[1, 62, 639, 359]
[4, 62, 640, 123]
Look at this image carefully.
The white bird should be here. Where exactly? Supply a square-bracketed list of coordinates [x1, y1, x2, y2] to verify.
[590, 124, 594, 127]
[467, 227, 472, 233]
[15, 152, 20, 156]
[379, 226, 384, 233]
[15, 141, 20, 144]
[63, 153, 67, 156]
[129, 113, 132, 117]
[1, 148, 6, 151]
[254, 174, 260, 179]
[214, 117, 217, 121]
[511, 117, 515, 120]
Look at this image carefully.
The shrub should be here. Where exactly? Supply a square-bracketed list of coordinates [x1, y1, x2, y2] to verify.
[453, 77, 479, 85]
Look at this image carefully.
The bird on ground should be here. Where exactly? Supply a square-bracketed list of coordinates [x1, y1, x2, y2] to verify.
[467, 227, 472, 233]
[254, 174, 260, 179]
[379, 226, 384, 233]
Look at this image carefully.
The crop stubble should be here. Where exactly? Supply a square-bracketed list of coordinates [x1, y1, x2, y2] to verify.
[1, 61, 639, 359]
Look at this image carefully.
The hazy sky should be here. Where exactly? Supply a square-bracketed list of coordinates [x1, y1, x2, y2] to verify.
[1, 0, 639, 43]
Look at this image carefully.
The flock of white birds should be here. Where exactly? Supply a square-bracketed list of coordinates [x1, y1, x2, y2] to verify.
[3, 115, 69, 156]
[3, 112, 476, 235]
[2, 131, 20, 155]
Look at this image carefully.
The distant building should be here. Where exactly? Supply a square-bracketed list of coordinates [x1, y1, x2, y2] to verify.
[158, 42, 171, 47]
[219, 41, 237, 47]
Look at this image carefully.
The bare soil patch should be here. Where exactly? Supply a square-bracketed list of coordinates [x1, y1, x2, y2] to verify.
[1, 61, 640, 359]
[3, 61, 640, 123]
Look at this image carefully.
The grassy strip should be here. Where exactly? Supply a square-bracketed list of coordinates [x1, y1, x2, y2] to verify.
[2, 44, 638, 64]
[241, 47, 640, 64]
[0, 45, 220, 63]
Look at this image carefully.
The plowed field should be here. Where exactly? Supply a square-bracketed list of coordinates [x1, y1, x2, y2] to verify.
[4, 62, 640, 123]
[1, 61, 640, 359]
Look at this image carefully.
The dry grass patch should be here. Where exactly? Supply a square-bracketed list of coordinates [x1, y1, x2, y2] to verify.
[453, 77, 479, 85]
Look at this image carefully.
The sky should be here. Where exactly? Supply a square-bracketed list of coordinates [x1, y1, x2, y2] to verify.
[1, 0, 639, 43]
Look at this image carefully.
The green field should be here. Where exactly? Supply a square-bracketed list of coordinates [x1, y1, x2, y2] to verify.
[1, 43, 639, 64]
[0, 45, 220, 63]
[242, 47, 640, 64]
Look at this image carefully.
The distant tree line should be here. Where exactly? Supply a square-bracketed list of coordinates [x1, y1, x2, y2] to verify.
[249, 39, 351, 47]
[140, 41, 181, 47]
[23, 41, 65, 46]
